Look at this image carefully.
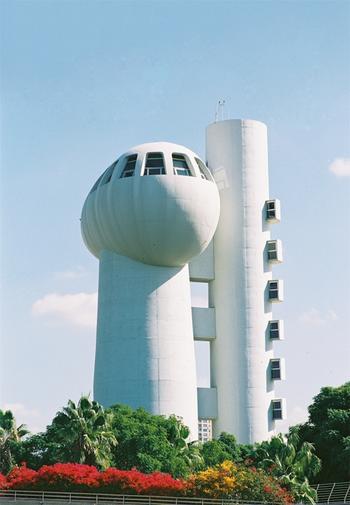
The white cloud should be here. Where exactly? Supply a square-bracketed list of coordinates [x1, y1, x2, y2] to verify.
[32, 292, 97, 328]
[299, 308, 338, 326]
[329, 158, 350, 177]
[53, 266, 87, 280]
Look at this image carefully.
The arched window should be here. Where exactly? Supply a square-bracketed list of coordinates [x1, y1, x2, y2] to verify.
[89, 172, 105, 194]
[143, 152, 165, 175]
[120, 154, 137, 178]
[172, 154, 193, 176]
[195, 157, 211, 180]
[100, 161, 118, 186]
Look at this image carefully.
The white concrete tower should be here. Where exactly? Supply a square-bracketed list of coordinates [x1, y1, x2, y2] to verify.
[205, 119, 285, 443]
[81, 142, 220, 439]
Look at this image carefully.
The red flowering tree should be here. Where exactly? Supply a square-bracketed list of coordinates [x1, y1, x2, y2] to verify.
[4, 461, 292, 500]
[6, 465, 37, 490]
[98, 467, 185, 495]
[0, 473, 7, 489]
[5, 464, 186, 496]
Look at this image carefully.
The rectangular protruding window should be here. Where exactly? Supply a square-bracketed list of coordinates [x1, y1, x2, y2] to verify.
[269, 320, 284, 340]
[143, 152, 165, 175]
[120, 154, 137, 178]
[268, 279, 284, 302]
[271, 399, 285, 420]
[266, 199, 281, 223]
[172, 154, 193, 176]
[270, 359, 282, 380]
[267, 239, 283, 263]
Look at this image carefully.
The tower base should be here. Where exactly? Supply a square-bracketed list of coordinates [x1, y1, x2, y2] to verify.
[94, 250, 199, 439]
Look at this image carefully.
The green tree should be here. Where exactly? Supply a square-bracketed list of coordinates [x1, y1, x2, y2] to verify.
[249, 431, 320, 503]
[0, 410, 28, 474]
[201, 432, 242, 467]
[13, 432, 63, 469]
[295, 382, 350, 483]
[45, 396, 116, 469]
[108, 404, 202, 477]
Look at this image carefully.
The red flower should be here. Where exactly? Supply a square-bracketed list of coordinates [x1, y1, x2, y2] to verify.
[6, 464, 185, 496]
[0, 473, 7, 489]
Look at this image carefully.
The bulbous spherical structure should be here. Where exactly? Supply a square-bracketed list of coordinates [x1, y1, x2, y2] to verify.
[81, 141, 220, 267]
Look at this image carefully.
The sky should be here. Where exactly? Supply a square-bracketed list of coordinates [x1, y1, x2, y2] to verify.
[0, 0, 349, 435]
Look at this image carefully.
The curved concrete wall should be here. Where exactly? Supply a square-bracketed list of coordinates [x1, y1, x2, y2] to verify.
[94, 250, 199, 439]
[207, 119, 275, 443]
[81, 142, 220, 267]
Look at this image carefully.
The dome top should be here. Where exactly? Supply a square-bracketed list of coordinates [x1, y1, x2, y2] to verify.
[81, 141, 220, 267]
[125, 141, 202, 157]
[88, 141, 214, 195]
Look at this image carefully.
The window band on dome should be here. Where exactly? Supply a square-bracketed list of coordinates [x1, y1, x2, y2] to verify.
[172, 153, 193, 176]
[195, 157, 211, 180]
[120, 154, 137, 178]
[89, 159, 119, 194]
[101, 161, 118, 186]
[143, 152, 165, 175]
[89, 172, 105, 194]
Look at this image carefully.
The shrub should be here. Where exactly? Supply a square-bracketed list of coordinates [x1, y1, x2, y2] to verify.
[35, 464, 100, 491]
[6, 463, 185, 496]
[0, 473, 7, 489]
[98, 467, 185, 495]
[6, 465, 37, 489]
[186, 460, 293, 503]
[5, 461, 292, 501]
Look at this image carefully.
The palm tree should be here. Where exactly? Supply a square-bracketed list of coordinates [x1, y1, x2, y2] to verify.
[253, 430, 321, 504]
[0, 409, 29, 474]
[166, 416, 203, 470]
[49, 396, 117, 469]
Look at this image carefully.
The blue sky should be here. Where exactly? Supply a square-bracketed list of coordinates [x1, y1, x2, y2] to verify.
[1, 0, 349, 434]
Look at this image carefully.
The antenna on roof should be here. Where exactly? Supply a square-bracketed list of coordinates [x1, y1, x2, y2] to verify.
[215, 99, 226, 122]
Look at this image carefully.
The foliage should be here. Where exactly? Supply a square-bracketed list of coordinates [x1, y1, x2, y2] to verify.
[13, 432, 63, 470]
[0, 410, 28, 474]
[108, 404, 202, 477]
[186, 460, 293, 503]
[5, 463, 185, 496]
[3, 461, 293, 500]
[44, 396, 117, 469]
[7, 384, 349, 498]
[246, 431, 320, 504]
[294, 382, 350, 483]
[201, 432, 246, 467]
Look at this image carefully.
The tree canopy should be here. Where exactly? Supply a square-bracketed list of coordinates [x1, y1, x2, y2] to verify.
[4, 381, 350, 497]
[294, 382, 350, 483]
[0, 410, 28, 474]
[108, 404, 202, 477]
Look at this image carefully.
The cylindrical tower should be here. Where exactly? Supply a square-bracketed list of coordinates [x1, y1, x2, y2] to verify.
[81, 142, 220, 439]
[207, 119, 281, 443]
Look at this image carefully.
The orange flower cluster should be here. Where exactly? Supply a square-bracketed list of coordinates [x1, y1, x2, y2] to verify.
[187, 461, 293, 503]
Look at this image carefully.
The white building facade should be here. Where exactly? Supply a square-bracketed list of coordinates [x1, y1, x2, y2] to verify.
[191, 119, 285, 442]
[81, 120, 286, 444]
[198, 419, 213, 443]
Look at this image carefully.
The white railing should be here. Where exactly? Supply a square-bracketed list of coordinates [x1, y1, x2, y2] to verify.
[0, 489, 286, 505]
[1, 484, 349, 505]
[311, 482, 350, 504]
